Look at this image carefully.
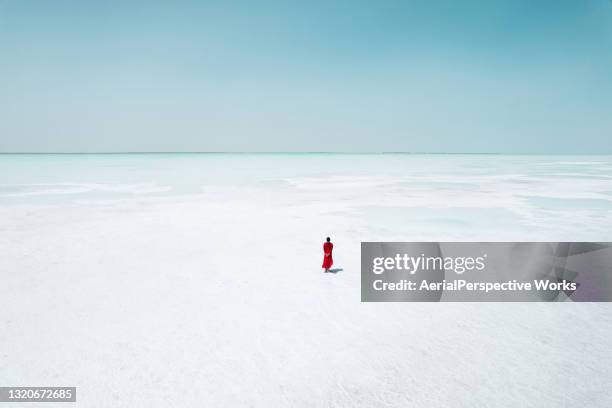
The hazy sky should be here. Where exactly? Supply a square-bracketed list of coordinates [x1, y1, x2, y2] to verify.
[1, 0, 611, 153]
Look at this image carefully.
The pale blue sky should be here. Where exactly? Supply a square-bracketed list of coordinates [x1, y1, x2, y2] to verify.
[1, 0, 611, 153]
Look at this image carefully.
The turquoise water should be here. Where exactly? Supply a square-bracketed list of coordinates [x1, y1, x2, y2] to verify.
[1, 153, 611, 239]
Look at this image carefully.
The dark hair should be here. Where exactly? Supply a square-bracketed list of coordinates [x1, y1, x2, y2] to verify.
[326, 237, 331, 242]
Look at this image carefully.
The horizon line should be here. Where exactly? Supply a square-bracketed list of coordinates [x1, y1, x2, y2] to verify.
[0, 151, 609, 156]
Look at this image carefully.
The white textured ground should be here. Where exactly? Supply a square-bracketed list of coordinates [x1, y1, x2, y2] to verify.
[1, 154, 612, 407]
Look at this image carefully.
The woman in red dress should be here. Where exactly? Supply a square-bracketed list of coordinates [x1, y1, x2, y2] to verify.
[322, 237, 333, 272]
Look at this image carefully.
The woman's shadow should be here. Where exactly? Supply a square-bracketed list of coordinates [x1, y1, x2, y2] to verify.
[327, 268, 343, 274]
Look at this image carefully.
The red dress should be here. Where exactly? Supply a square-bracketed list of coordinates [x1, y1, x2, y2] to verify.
[322, 242, 333, 269]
